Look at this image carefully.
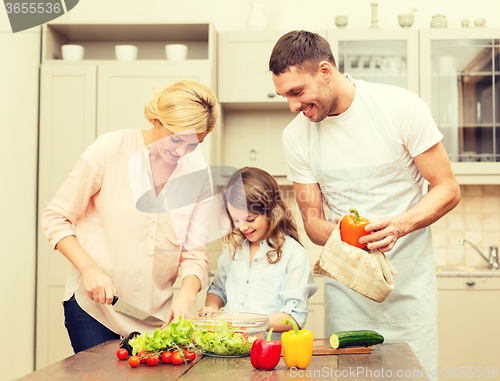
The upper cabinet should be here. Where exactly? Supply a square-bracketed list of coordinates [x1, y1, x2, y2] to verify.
[218, 30, 326, 107]
[327, 29, 419, 95]
[420, 28, 500, 184]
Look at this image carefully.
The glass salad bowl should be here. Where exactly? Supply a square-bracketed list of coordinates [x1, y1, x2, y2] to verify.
[185, 311, 269, 357]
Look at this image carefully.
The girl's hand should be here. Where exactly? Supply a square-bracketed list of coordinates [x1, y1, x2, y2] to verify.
[81, 266, 116, 305]
[199, 305, 219, 312]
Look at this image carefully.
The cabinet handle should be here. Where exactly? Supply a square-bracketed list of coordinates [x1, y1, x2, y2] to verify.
[466, 280, 476, 286]
[267, 92, 276, 98]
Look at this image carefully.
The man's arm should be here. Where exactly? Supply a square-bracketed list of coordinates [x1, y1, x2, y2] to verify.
[362, 142, 460, 252]
[293, 182, 335, 246]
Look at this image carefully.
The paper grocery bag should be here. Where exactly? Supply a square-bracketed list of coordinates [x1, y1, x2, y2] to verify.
[313, 223, 398, 303]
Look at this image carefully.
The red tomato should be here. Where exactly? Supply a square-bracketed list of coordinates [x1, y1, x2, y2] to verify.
[137, 350, 147, 364]
[184, 350, 196, 362]
[161, 351, 172, 363]
[146, 354, 159, 366]
[128, 356, 140, 368]
[171, 351, 184, 365]
[116, 348, 129, 360]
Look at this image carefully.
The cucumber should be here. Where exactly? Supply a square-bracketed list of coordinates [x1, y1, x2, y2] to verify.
[329, 330, 384, 349]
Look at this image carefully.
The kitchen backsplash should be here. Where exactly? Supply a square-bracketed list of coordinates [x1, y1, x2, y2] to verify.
[280, 184, 500, 269]
[209, 184, 500, 271]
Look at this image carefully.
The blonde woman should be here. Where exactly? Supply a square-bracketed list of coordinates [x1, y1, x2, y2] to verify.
[43, 80, 218, 353]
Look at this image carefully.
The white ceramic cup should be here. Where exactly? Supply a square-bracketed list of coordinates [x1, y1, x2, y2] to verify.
[461, 19, 470, 28]
[115, 45, 138, 61]
[474, 18, 486, 27]
[165, 44, 188, 61]
[335, 16, 348, 29]
[61, 44, 84, 61]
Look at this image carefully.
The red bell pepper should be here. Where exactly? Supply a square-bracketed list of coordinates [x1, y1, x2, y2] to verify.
[250, 328, 282, 370]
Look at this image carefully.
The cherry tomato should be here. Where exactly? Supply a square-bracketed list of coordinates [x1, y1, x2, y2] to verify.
[137, 350, 147, 364]
[161, 351, 172, 363]
[184, 350, 196, 362]
[116, 348, 129, 360]
[146, 354, 159, 366]
[171, 351, 184, 365]
[128, 356, 140, 368]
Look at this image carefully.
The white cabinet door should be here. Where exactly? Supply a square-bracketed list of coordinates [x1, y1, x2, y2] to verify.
[37, 63, 97, 369]
[437, 276, 500, 375]
[96, 62, 213, 163]
[218, 31, 296, 104]
[222, 109, 295, 177]
[327, 29, 419, 95]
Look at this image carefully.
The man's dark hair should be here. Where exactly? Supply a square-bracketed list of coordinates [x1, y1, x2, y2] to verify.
[269, 30, 336, 75]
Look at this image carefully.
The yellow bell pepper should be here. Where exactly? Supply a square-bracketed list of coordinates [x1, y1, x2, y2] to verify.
[281, 319, 314, 369]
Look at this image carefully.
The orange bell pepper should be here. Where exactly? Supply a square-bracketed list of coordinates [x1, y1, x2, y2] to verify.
[340, 207, 370, 249]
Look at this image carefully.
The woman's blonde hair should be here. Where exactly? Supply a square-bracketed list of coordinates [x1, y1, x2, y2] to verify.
[222, 167, 302, 264]
[144, 79, 218, 134]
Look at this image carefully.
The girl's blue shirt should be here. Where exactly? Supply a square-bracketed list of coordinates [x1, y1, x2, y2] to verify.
[207, 235, 318, 329]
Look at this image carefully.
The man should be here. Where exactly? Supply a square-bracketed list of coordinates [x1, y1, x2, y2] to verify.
[269, 30, 460, 377]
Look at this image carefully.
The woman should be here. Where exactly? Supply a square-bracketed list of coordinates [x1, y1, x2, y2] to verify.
[42, 80, 218, 353]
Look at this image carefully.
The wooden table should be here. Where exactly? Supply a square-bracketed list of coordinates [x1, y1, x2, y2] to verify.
[16, 340, 430, 381]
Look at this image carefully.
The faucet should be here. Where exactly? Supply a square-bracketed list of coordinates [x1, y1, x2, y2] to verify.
[459, 239, 499, 270]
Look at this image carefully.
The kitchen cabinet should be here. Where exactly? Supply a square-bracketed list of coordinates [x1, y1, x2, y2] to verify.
[303, 276, 325, 338]
[222, 109, 295, 180]
[437, 275, 500, 378]
[420, 28, 500, 184]
[218, 30, 324, 106]
[327, 29, 419, 95]
[36, 22, 218, 369]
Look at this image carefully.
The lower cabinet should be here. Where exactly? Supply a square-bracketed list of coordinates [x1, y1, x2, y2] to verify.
[437, 276, 500, 379]
[304, 276, 325, 338]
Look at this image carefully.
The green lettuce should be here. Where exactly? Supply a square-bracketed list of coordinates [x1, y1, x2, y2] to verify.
[193, 321, 256, 356]
[129, 317, 195, 355]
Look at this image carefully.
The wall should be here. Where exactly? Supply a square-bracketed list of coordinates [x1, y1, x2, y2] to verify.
[1, 0, 500, 379]
[0, 11, 40, 381]
[56, 0, 500, 31]
[433, 185, 500, 268]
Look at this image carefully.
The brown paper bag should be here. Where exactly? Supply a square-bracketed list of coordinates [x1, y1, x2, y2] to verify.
[313, 223, 398, 303]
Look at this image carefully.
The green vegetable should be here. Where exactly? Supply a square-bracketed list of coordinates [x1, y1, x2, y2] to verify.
[129, 317, 195, 355]
[193, 321, 256, 356]
[329, 330, 384, 349]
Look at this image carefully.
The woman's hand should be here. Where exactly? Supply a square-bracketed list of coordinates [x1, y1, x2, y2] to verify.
[81, 266, 117, 305]
[163, 294, 196, 328]
[162, 274, 201, 327]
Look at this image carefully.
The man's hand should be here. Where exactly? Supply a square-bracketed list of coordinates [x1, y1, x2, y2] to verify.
[334, 214, 404, 253]
[362, 216, 405, 253]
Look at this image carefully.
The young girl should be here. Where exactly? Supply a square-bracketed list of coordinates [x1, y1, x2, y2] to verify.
[203, 167, 318, 333]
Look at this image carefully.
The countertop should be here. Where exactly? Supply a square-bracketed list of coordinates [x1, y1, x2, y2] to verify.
[436, 267, 500, 277]
[15, 340, 430, 381]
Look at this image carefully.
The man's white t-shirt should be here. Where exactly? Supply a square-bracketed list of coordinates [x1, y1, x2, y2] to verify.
[282, 78, 443, 189]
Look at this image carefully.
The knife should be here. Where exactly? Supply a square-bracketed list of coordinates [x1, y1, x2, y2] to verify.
[112, 296, 165, 327]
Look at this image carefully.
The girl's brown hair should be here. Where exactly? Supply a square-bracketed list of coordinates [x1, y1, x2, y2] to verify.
[222, 167, 301, 263]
